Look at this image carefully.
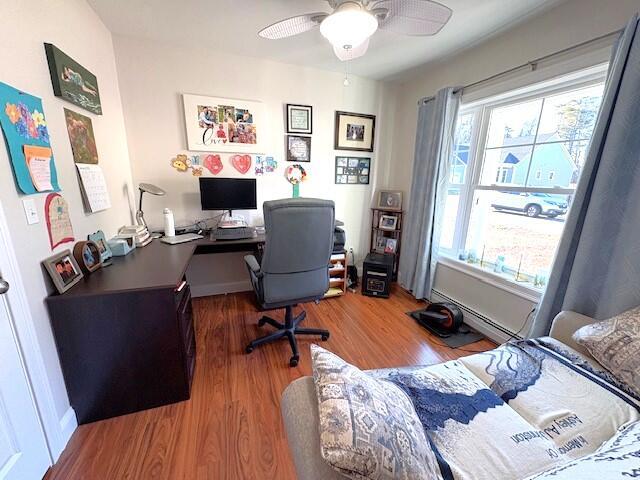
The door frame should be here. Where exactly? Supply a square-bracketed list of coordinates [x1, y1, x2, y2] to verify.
[0, 200, 73, 463]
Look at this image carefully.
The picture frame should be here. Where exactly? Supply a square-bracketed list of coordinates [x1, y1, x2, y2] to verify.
[43, 249, 84, 294]
[335, 156, 370, 185]
[375, 235, 388, 253]
[287, 135, 311, 162]
[376, 190, 403, 211]
[384, 238, 398, 254]
[286, 104, 312, 134]
[73, 241, 103, 274]
[334, 111, 376, 152]
[379, 214, 398, 231]
[182, 94, 264, 153]
[44, 43, 102, 115]
[88, 230, 112, 263]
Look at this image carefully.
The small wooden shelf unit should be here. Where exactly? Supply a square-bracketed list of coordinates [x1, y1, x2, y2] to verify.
[325, 250, 348, 298]
[370, 208, 403, 280]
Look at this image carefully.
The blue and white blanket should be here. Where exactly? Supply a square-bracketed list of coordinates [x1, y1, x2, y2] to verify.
[375, 337, 640, 479]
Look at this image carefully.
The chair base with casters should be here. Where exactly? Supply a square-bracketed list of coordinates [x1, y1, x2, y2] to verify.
[245, 305, 329, 367]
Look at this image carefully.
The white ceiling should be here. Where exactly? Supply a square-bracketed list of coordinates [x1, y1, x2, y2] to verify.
[88, 0, 565, 80]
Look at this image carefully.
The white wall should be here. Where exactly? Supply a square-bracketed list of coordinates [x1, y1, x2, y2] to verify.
[0, 0, 134, 456]
[386, 0, 640, 336]
[112, 35, 394, 294]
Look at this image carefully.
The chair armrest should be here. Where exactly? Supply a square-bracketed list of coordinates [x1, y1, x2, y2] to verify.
[244, 255, 263, 278]
[549, 310, 596, 355]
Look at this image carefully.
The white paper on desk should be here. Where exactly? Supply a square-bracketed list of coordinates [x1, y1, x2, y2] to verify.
[76, 164, 111, 212]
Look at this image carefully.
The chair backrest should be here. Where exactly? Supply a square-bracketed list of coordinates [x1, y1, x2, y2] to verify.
[260, 198, 335, 304]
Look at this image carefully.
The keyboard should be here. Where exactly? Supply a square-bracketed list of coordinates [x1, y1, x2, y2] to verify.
[211, 227, 256, 241]
[160, 233, 204, 245]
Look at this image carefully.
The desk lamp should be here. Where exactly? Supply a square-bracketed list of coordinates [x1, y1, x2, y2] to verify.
[136, 183, 166, 227]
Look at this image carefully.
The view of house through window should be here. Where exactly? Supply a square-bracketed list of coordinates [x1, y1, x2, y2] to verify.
[441, 77, 605, 291]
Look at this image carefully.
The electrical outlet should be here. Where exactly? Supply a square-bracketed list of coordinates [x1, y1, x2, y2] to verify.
[22, 198, 39, 225]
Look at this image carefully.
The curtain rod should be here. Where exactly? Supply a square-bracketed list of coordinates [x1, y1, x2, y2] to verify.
[418, 28, 622, 105]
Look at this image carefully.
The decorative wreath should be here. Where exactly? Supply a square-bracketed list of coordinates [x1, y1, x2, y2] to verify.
[285, 164, 307, 184]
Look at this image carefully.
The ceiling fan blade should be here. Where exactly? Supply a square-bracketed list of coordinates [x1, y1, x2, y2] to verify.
[258, 13, 328, 40]
[333, 38, 370, 61]
[373, 0, 452, 36]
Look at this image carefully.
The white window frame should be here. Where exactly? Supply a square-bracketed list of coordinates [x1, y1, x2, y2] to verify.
[440, 67, 607, 298]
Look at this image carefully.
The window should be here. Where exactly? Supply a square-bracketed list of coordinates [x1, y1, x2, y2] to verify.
[441, 72, 605, 292]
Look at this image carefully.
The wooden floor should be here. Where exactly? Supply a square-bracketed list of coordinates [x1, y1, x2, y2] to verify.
[46, 286, 495, 479]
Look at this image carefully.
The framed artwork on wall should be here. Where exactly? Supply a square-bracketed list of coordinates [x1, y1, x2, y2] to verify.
[287, 135, 311, 162]
[335, 156, 370, 185]
[182, 94, 264, 153]
[334, 111, 376, 152]
[286, 104, 312, 134]
[44, 43, 102, 115]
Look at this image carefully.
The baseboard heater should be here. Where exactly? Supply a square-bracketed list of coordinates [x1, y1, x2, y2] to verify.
[430, 289, 522, 343]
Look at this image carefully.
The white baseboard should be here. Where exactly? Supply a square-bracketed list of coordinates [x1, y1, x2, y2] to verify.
[430, 290, 517, 344]
[191, 280, 251, 298]
[57, 407, 77, 457]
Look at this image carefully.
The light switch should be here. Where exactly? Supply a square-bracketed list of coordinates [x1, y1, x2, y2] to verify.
[22, 198, 39, 225]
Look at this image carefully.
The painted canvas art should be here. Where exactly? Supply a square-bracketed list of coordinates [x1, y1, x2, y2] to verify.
[183, 94, 264, 153]
[64, 108, 98, 164]
[44, 43, 102, 115]
[0, 81, 60, 194]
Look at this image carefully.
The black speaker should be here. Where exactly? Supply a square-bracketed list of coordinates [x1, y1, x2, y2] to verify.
[362, 253, 394, 298]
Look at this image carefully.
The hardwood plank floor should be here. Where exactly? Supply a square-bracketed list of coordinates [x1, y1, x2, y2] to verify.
[46, 286, 496, 479]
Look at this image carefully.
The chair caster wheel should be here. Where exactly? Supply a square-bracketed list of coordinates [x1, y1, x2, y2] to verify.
[321, 333, 330, 341]
[289, 356, 299, 367]
[246, 345, 254, 354]
[257, 318, 266, 327]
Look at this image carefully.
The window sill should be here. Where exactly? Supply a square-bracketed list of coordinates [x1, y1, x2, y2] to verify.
[437, 255, 542, 303]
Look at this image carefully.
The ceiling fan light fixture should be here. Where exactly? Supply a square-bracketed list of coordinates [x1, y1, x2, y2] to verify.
[320, 2, 378, 50]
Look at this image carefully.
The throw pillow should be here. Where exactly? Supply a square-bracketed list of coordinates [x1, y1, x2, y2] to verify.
[573, 305, 640, 396]
[310, 344, 440, 480]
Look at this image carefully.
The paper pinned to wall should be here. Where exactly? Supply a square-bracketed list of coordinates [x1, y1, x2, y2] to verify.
[75, 164, 111, 212]
[0, 81, 60, 194]
[45, 193, 74, 250]
[24, 145, 53, 191]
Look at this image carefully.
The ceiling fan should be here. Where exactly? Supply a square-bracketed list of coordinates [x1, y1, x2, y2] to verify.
[258, 0, 452, 61]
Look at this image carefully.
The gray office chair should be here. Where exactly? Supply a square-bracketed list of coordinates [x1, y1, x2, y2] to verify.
[244, 198, 335, 367]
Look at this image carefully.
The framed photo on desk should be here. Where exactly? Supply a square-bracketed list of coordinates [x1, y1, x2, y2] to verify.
[43, 249, 84, 294]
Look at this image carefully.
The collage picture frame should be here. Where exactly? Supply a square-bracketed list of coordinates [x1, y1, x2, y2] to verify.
[335, 156, 370, 185]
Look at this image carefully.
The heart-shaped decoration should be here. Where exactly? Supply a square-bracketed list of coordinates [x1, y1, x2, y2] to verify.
[203, 154, 223, 175]
[231, 154, 252, 175]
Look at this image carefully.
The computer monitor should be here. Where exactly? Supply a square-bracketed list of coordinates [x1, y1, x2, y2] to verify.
[199, 177, 257, 211]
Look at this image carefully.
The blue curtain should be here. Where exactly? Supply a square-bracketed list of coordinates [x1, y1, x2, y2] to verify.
[529, 14, 640, 337]
[399, 87, 460, 299]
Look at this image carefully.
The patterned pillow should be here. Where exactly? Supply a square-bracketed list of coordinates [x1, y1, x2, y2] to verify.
[310, 344, 440, 480]
[573, 306, 640, 396]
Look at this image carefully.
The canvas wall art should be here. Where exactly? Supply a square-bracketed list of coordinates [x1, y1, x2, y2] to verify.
[0, 81, 60, 194]
[182, 94, 264, 153]
[44, 43, 102, 115]
[64, 108, 98, 164]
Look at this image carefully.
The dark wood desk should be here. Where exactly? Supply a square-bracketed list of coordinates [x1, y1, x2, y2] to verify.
[46, 235, 265, 424]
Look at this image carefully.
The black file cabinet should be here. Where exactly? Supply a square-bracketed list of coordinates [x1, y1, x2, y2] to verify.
[362, 253, 394, 298]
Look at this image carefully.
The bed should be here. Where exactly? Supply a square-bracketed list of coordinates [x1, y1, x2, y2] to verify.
[281, 311, 640, 479]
